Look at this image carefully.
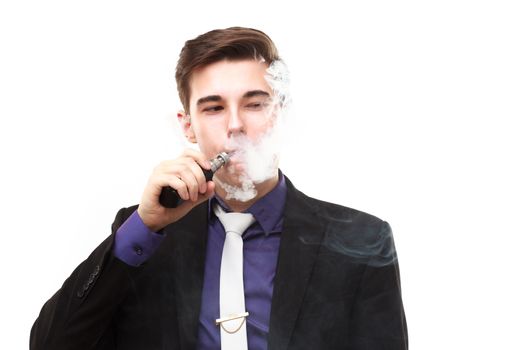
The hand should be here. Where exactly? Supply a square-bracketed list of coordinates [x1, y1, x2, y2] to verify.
[137, 149, 215, 232]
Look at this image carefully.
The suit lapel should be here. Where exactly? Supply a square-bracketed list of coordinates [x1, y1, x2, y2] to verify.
[163, 202, 209, 350]
[268, 179, 327, 350]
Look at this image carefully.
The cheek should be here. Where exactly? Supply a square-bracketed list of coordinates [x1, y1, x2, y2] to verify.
[246, 114, 277, 136]
[194, 125, 227, 154]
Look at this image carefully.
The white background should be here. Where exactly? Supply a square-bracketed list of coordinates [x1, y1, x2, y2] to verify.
[1, 0, 524, 349]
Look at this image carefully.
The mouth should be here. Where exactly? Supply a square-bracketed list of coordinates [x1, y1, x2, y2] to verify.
[224, 149, 236, 158]
[219, 150, 246, 174]
[224, 149, 242, 161]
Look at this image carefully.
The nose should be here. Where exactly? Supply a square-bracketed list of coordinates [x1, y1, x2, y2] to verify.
[227, 109, 245, 136]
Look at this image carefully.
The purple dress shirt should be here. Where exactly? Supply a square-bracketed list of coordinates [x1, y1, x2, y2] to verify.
[113, 173, 287, 350]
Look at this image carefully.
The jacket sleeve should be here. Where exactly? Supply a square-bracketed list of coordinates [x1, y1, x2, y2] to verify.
[30, 205, 139, 350]
[349, 221, 409, 349]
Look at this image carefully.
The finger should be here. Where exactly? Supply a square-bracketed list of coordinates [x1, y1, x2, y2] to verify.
[161, 180, 215, 223]
[177, 168, 200, 202]
[182, 148, 211, 170]
[185, 158, 208, 194]
[162, 174, 189, 201]
[205, 181, 215, 197]
[194, 181, 216, 205]
[172, 181, 214, 211]
[159, 160, 201, 200]
[169, 157, 208, 196]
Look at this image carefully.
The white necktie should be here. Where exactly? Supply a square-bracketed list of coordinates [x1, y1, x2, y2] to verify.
[214, 204, 255, 350]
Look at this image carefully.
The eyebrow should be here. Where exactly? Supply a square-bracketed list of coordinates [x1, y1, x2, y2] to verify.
[196, 95, 222, 106]
[243, 90, 270, 99]
[195, 90, 270, 106]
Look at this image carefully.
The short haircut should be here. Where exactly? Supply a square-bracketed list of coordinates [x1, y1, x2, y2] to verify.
[175, 27, 280, 113]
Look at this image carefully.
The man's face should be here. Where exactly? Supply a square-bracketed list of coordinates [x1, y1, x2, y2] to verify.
[184, 59, 280, 187]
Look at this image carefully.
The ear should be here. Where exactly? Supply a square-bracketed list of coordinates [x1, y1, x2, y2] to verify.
[177, 110, 197, 143]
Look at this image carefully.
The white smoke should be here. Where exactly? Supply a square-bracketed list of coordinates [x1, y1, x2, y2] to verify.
[265, 59, 292, 112]
[216, 125, 282, 202]
[214, 59, 290, 202]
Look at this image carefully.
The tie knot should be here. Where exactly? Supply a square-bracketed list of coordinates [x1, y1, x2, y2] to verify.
[214, 204, 255, 237]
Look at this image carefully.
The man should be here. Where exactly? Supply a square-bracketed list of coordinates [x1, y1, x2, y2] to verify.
[31, 27, 408, 349]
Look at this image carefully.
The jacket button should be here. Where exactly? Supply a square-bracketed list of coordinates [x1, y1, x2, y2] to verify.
[134, 246, 143, 256]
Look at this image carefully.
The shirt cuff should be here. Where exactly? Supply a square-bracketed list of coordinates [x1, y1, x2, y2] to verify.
[113, 209, 165, 267]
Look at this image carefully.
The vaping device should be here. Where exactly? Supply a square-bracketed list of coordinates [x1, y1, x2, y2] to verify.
[159, 152, 231, 208]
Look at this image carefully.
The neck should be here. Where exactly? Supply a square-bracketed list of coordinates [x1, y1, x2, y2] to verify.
[214, 173, 280, 212]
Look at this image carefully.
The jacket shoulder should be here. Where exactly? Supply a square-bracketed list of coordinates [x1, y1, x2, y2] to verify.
[296, 189, 386, 228]
[296, 191, 395, 266]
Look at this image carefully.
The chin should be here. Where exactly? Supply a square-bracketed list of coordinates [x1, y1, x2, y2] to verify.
[215, 168, 245, 187]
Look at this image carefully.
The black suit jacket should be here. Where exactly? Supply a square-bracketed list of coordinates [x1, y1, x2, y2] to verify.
[31, 177, 408, 349]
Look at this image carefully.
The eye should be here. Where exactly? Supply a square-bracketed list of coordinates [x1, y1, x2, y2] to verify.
[246, 102, 266, 111]
[203, 105, 224, 113]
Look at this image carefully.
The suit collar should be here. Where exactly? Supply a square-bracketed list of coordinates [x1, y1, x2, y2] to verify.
[268, 176, 328, 350]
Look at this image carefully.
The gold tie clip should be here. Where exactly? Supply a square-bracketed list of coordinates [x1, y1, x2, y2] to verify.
[215, 312, 250, 334]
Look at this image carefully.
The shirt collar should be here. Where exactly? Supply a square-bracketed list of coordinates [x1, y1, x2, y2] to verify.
[208, 170, 287, 235]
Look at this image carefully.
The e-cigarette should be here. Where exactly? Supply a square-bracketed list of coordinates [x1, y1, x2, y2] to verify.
[159, 152, 231, 208]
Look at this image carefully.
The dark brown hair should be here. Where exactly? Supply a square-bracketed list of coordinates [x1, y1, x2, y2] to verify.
[175, 27, 280, 113]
